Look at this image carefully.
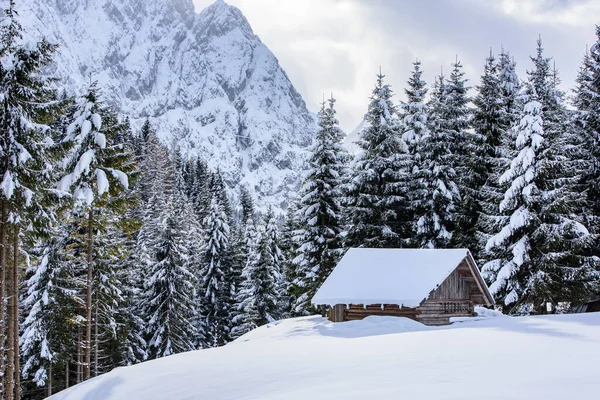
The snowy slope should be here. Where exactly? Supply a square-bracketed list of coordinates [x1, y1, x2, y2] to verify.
[19, 0, 315, 208]
[48, 312, 600, 399]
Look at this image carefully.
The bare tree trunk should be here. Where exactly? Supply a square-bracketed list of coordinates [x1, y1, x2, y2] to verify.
[0, 199, 7, 397]
[65, 358, 69, 389]
[47, 362, 52, 397]
[6, 228, 14, 400]
[76, 328, 81, 384]
[94, 291, 98, 377]
[84, 209, 93, 380]
[13, 226, 20, 400]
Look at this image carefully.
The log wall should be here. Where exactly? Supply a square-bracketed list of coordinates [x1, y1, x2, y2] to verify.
[327, 304, 419, 322]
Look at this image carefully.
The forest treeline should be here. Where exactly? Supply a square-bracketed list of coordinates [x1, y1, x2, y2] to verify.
[1, 1, 600, 398]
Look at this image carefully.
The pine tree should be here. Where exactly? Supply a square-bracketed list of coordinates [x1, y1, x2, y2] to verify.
[477, 49, 522, 263]
[0, 2, 63, 396]
[412, 73, 460, 248]
[264, 208, 283, 317]
[443, 60, 479, 252]
[346, 73, 411, 249]
[293, 96, 349, 313]
[200, 196, 232, 347]
[56, 83, 132, 380]
[483, 39, 596, 312]
[400, 60, 428, 149]
[21, 230, 79, 394]
[142, 203, 198, 358]
[231, 218, 261, 337]
[574, 27, 600, 250]
[234, 213, 280, 335]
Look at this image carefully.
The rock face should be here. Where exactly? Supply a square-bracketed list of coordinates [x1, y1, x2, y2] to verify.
[19, 0, 315, 207]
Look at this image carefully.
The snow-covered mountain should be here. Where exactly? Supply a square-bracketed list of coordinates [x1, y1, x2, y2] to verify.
[20, 0, 315, 208]
[48, 312, 600, 399]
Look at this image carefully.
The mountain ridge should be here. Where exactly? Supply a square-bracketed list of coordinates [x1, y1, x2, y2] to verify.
[19, 0, 315, 208]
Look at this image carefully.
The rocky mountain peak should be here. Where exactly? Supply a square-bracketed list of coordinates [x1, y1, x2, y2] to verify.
[19, 0, 315, 210]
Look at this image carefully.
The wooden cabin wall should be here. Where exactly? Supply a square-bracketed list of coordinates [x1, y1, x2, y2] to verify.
[328, 304, 419, 322]
[326, 302, 473, 326]
[417, 300, 474, 326]
[429, 268, 470, 300]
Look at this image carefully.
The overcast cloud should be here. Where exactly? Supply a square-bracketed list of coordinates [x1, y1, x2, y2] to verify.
[193, 0, 599, 132]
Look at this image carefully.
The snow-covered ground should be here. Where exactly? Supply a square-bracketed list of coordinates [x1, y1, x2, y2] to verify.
[49, 312, 600, 399]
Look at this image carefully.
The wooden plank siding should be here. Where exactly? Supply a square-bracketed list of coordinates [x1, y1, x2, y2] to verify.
[428, 268, 471, 300]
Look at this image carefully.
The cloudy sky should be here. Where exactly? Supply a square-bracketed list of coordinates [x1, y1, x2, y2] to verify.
[193, 0, 599, 132]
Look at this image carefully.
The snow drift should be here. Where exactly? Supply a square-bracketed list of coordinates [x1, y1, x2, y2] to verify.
[48, 312, 600, 399]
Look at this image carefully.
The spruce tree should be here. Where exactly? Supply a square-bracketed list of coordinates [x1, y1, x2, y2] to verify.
[0, 2, 63, 396]
[231, 218, 261, 337]
[477, 49, 522, 263]
[400, 60, 428, 149]
[412, 73, 460, 248]
[574, 27, 600, 250]
[346, 72, 411, 249]
[483, 39, 596, 312]
[293, 96, 349, 313]
[143, 204, 198, 358]
[56, 83, 132, 380]
[200, 196, 232, 347]
[443, 60, 479, 252]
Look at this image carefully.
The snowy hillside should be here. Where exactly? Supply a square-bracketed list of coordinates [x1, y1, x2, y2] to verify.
[48, 312, 600, 399]
[19, 0, 315, 207]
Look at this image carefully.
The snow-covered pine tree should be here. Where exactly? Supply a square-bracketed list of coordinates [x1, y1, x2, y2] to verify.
[469, 51, 507, 259]
[56, 83, 132, 380]
[443, 60, 479, 252]
[278, 206, 299, 317]
[0, 2, 64, 396]
[143, 200, 198, 359]
[400, 60, 428, 149]
[233, 212, 280, 336]
[200, 195, 232, 347]
[399, 61, 429, 247]
[264, 208, 283, 317]
[346, 73, 411, 249]
[484, 39, 596, 312]
[231, 218, 261, 337]
[574, 27, 600, 249]
[21, 229, 80, 396]
[477, 49, 522, 263]
[293, 96, 349, 313]
[412, 72, 460, 248]
[190, 158, 211, 223]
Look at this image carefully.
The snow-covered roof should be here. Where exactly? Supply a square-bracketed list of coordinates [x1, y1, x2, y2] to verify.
[312, 248, 485, 308]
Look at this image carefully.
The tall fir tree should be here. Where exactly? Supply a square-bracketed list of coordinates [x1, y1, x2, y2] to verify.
[56, 83, 132, 380]
[483, 39, 596, 313]
[292, 96, 349, 313]
[412, 72, 460, 248]
[345, 72, 411, 249]
[142, 202, 198, 358]
[200, 195, 232, 347]
[574, 27, 600, 253]
[477, 49, 522, 262]
[0, 2, 64, 396]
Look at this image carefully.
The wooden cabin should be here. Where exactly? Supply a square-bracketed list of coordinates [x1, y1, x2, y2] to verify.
[311, 248, 494, 326]
[571, 295, 600, 314]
